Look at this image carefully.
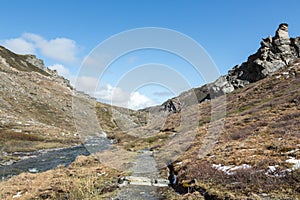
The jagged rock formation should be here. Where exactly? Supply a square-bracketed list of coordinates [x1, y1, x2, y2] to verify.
[191, 23, 300, 102]
[211, 23, 300, 96]
[152, 23, 300, 148]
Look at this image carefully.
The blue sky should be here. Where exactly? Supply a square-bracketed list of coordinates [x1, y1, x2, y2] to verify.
[1, 0, 300, 109]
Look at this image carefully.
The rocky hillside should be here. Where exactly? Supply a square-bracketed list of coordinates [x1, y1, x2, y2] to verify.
[0, 46, 142, 163]
[139, 24, 300, 199]
[159, 59, 300, 199]
[0, 47, 80, 155]
[154, 24, 300, 199]
[165, 23, 300, 105]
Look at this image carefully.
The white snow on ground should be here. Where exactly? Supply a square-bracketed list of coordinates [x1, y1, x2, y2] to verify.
[286, 157, 300, 170]
[267, 165, 278, 173]
[212, 155, 300, 178]
[265, 165, 285, 177]
[264, 157, 300, 177]
[212, 164, 251, 175]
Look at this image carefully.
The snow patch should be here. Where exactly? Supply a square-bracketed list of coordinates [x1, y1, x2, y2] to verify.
[286, 157, 300, 170]
[212, 164, 252, 175]
[267, 165, 278, 173]
[264, 165, 284, 177]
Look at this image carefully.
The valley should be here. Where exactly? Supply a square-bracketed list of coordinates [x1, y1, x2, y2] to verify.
[0, 24, 299, 199]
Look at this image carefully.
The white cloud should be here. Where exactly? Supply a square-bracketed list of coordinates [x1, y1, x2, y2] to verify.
[94, 84, 129, 104]
[2, 38, 36, 54]
[47, 64, 156, 110]
[93, 84, 156, 110]
[1, 33, 79, 64]
[128, 91, 156, 109]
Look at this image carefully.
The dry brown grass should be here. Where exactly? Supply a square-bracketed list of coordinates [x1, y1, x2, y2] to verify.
[169, 62, 300, 199]
[0, 130, 79, 152]
[0, 155, 123, 200]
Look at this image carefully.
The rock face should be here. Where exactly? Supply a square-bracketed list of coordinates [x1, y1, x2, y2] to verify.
[161, 24, 300, 107]
[196, 23, 300, 101]
[214, 23, 299, 95]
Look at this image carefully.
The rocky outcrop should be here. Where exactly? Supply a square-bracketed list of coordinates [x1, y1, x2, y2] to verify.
[162, 24, 300, 106]
[0, 46, 73, 89]
[25, 55, 73, 89]
[212, 23, 300, 95]
[198, 23, 300, 101]
[25, 55, 48, 73]
[144, 24, 300, 113]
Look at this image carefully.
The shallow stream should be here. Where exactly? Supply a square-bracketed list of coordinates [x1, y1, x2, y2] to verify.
[0, 136, 112, 179]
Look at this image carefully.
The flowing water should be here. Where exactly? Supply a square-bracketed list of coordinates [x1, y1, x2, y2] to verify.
[0, 145, 90, 179]
[0, 136, 112, 179]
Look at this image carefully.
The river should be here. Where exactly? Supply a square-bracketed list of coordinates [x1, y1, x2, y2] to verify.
[0, 136, 112, 179]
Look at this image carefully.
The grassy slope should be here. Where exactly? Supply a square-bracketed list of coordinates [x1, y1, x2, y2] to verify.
[168, 59, 300, 199]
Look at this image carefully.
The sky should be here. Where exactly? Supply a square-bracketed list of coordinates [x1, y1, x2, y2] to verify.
[1, 0, 300, 109]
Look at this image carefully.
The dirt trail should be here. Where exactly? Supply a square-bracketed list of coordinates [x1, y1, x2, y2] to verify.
[116, 150, 169, 200]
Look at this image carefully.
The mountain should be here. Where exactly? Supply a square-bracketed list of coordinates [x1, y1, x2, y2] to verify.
[0, 46, 145, 161]
[0, 24, 299, 199]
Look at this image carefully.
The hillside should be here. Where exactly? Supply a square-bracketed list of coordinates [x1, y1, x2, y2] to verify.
[0, 24, 299, 199]
[155, 24, 300, 199]
[160, 59, 300, 199]
[0, 46, 145, 165]
[0, 46, 80, 155]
